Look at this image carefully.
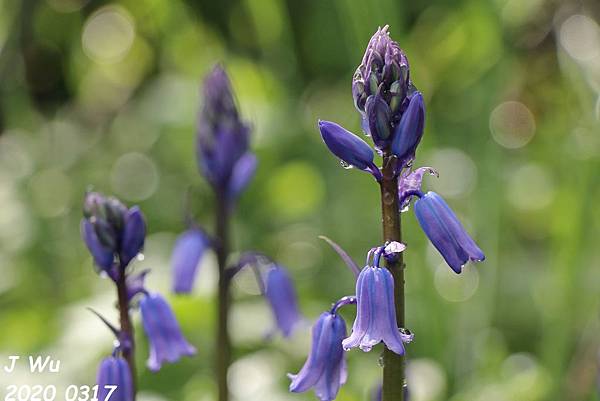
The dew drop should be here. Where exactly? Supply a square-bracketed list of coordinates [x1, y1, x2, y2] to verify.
[378, 355, 385, 367]
[339, 160, 353, 170]
[383, 191, 394, 205]
[137, 253, 145, 261]
[99, 271, 109, 279]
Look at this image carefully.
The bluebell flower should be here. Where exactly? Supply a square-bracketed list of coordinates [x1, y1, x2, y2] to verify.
[318, 120, 382, 181]
[265, 266, 302, 337]
[414, 191, 485, 273]
[343, 265, 413, 354]
[139, 292, 196, 371]
[81, 192, 145, 275]
[171, 228, 209, 294]
[96, 356, 133, 401]
[289, 312, 347, 401]
[197, 65, 254, 200]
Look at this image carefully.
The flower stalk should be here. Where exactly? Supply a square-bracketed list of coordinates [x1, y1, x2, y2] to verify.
[215, 194, 231, 401]
[380, 154, 405, 401]
[116, 265, 137, 398]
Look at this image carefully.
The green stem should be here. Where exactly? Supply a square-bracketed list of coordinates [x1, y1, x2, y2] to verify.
[215, 195, 231, 401]
[380, 155, 405, 401]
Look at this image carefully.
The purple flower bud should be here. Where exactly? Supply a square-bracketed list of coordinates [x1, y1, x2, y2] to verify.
[197, 65, 251, 195]
[318, 120, 382, 181]
[171, 228, 209, 294]
[391, 92, 425, 165]
[81, 219, 114, 272]
[139, 293, 196, 371]
[96, 356, 133, 401]
[288, 312, 347, 401]
[414, 192, 485, 273]
[365, 94, 392, 149]
[81, 192, 146, 272]
[398, 167, 438, 212]
[119, 207, 146, 266]
[352, 26, 413, 151]
[228, 153, 257, 201]
[342, 266, 413, 354]
[265, 266, 302, 337]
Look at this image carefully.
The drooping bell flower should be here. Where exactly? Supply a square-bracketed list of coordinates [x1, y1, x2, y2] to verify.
[342, 264, 413, 355]
[289, 312, 347, 401]
[414, 191, 485, 273]
[96, 356, 133, 401]
[318, 120, 382, 181]
[139, 292, 196, 371]
[81, 192, 146, 276]
[196, 65, 255, 201]
[171, 228, 209, 294]
[352, 25, 415, 152]
[265, 265, 302, 337]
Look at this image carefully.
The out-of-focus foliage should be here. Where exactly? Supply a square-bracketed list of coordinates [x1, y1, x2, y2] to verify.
[0, 0, 598, 400]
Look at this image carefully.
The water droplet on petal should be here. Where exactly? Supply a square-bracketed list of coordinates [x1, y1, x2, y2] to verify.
[339, 160, 353, 169]
[99, 271, 109, 279]
[137, 253, 145, 261]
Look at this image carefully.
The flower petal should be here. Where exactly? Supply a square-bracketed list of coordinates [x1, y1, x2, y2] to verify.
[171, 229, 209, 294]
[120, 207, 146, 266]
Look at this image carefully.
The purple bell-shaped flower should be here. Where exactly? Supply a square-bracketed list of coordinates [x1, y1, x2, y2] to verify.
[414, 191, 485, 273]
[139, 292, 196, 371]
[96, 356, 133, 401]
[289, 311, 347, 401]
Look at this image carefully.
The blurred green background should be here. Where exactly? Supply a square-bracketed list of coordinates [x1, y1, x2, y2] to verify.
[0, 0, 599, 400]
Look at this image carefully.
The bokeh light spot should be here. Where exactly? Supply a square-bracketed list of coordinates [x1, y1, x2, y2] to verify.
[506, 163, 555, 211]
[266, 162, 324, 219]
[82, 6, 135, 64]
[434, 263, 479, 302]
[406, 359, 447, 401]
[426, 148, 477, 198]
[29, 169, 73, 218]
[559, 14, 600, 62]
[110, 152, 159, 201]
[490, 101, 536, 149]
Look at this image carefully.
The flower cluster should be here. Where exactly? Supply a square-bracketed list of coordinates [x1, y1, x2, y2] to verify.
[289, 243, 411, 401]
[290, 25, 485, 401]
[318, 26, 484, 274]
[196, 64, 257, 203]
[81, 192, 196, 381]
[171, 65, 301, 338]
